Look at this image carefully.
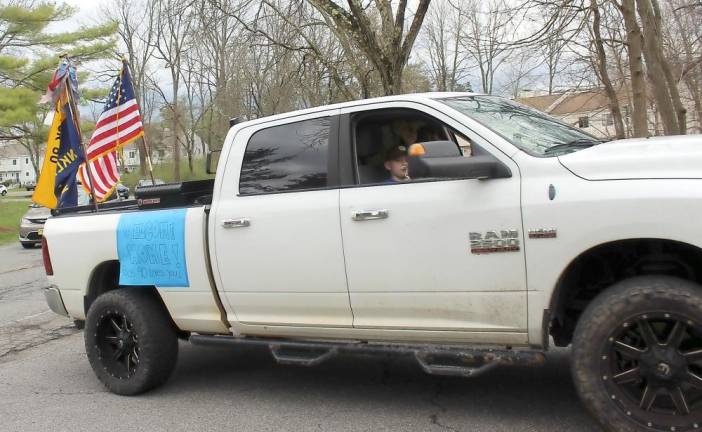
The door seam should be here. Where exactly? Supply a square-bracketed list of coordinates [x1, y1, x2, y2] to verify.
[337, 188, 356, 326]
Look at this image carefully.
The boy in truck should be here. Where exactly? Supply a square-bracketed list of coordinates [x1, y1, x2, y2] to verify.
[383, 145, 411, 183]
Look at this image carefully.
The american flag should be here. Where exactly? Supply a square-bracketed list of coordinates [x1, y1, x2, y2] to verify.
[79, 61, 144, 201]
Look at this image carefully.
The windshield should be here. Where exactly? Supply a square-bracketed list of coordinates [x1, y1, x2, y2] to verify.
[439, 95, 600, 157]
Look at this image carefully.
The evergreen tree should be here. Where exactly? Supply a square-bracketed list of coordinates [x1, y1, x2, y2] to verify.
[0, 1, 116, 176]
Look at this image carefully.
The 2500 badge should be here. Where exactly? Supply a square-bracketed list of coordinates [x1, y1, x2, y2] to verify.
[469, 230, 520, 254]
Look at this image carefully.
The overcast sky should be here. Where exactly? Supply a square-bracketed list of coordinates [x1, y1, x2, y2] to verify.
[63, 0, 111, 26]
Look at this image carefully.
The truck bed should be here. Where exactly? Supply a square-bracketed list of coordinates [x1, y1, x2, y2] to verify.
[52, 179, 215, 217]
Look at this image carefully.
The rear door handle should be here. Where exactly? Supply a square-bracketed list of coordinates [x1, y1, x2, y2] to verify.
[351, 209, 389, 221]
[222, 218, 250, 228]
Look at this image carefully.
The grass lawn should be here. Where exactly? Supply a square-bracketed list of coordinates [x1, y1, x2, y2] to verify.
[121, 158, 213, 190]
[0, 199, 31, 246]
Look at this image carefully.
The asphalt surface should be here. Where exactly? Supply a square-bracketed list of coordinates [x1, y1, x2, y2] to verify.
[0, 243, 603, 431]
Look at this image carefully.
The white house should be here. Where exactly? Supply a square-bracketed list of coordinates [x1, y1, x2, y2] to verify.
[518, 88, 700, 139]
[0, 144, 38, 186]
[121, 142, 169, 172]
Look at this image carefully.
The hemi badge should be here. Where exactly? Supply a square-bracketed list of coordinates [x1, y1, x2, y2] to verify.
[529, 228, 557, 239]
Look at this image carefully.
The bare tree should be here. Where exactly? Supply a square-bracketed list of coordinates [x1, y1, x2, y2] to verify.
[589, 0, 626, 138]
[458, 0, 514, 94]
[106, 0, 160, 174]
[422, 0, 470, 91]
[636, 0, 686, 134]
[306, 0, 432, 95]
[616, 0, 648, 136]
[666, 0, 702, 132]
[152, 0, 195, 181]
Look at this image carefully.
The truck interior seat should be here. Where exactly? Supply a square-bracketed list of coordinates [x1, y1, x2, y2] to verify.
[354, 125, 388, 184]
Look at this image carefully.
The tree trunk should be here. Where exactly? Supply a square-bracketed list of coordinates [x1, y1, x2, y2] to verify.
[691, 86, 702, 132]
[590, 0, 626, 139]
[173, 111, 180, 181]
[620, 0, 648, 137]
[172, 73, 181, 181]
[650, 0, 686, 133]
[307, 0, 430, 96]
[671, 2, 699, 133]
[136, 136, 146, 176]
[636, 0, 680, 134]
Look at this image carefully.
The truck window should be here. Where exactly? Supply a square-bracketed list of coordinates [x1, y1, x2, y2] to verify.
[239, 117, 330, 195]
[353, 109, 462, 184]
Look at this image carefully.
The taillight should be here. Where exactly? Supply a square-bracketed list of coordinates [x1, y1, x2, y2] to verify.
[41, 237, 53, 275]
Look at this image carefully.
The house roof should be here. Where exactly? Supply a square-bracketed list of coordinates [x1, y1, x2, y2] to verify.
[519, 88, 629, 115]
[0, 143, 30, 159]
[517, 94, 562, 112]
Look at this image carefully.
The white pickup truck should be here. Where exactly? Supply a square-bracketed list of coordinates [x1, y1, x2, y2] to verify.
[43, 93, 702, 432]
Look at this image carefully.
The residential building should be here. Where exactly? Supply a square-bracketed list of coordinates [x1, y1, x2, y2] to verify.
[517, 88, 700, 139]
[0, 144, 39, 186]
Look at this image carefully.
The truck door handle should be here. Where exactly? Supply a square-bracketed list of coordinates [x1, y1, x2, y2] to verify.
[222, 218, 250, 228]
[351, 209, 389, 221]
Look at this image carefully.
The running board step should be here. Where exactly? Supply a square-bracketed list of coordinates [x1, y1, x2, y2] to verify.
[190, 335, 545, 378]
[269, 346, 337, 367]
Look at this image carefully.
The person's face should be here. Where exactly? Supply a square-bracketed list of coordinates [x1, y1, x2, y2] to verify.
[384, 156, 409, 180]
[397, 122, 418, 144]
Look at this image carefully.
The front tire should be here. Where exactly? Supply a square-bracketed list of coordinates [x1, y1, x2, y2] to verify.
[85, 289, 178, 395]
[20, 242, 34, 249]
[572, 276, 702, 431]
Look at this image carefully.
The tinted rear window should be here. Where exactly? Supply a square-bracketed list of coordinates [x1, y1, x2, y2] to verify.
[239, 118, 330, 195]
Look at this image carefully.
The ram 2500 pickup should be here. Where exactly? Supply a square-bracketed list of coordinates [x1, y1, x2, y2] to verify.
[43, 93, 702, 432]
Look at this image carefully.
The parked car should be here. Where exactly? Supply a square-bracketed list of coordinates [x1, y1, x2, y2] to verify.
[43, 92, 702, 432]
[135, 178, 165, 189]
[19, 203, 50, 248]
[115, 183, 129, 199]
[25, 180, 36, 191]
[0, 184, 7, 196]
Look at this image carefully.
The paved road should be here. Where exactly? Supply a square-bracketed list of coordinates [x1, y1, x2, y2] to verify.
[0, 243, 77, 358]
[0, 243, 602, 431]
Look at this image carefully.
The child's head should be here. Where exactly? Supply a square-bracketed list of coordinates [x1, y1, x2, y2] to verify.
[384, 145, 409, 181]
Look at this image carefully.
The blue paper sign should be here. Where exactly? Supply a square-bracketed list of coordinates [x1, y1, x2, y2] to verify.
[117, 208, 189, 287]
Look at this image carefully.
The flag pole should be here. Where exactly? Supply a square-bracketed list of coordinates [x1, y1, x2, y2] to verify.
[121, 56, 156, 185]
[61, 54, 99, 212]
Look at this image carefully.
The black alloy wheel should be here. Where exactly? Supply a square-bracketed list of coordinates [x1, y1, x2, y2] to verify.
[94, 311, 140, 380]
[85, 288, 178, 395]
[602, 312, 702, 431]
[572, 276, 702, 432]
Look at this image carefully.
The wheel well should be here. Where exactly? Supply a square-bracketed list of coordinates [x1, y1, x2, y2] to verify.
[549, 238, 702, 347]
[83, 261, 186, 336]
[84, 261, 121, 315]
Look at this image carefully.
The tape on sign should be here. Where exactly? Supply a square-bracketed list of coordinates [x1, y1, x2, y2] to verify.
[116, 208, 189, 287]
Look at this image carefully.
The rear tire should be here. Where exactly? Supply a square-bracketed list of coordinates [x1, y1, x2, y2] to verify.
[85, 288, 178, 395]
[572, 276, 702, 432]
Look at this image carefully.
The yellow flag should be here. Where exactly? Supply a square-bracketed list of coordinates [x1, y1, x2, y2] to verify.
[32, 102, 65, 209]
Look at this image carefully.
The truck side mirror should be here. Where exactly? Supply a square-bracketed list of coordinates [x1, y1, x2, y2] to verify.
[407, 141, 511, 180]
[206, 150, 221, 175]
